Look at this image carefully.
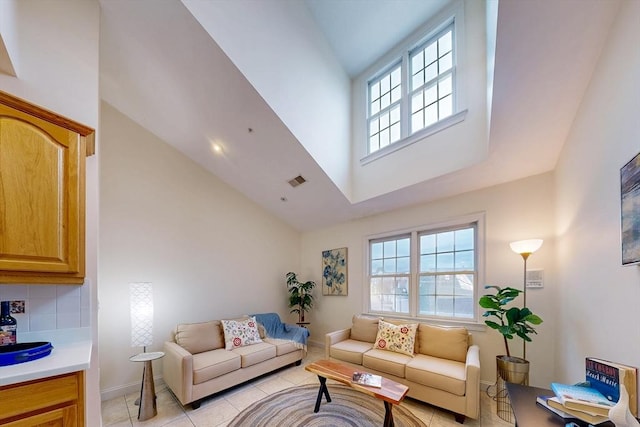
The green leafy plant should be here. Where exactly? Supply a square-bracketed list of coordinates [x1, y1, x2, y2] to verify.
[478, 285, 543, 357]
[286, 272, 316, 323]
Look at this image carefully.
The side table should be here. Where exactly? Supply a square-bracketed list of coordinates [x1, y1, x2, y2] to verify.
[506, 382, 615, 427]
[130, 351, 164, 421]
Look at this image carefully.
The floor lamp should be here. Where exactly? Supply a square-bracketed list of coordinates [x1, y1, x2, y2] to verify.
[509, 239, 543, 360]
[130, 282, 160, 421]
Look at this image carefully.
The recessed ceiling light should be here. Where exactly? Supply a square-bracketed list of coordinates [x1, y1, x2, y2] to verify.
[211, 143, 223, 154]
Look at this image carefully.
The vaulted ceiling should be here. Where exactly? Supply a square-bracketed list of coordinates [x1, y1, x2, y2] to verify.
[99, 0, 620, 231]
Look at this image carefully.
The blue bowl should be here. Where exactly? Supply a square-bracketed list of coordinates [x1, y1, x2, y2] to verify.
[0, 342, 53, 366]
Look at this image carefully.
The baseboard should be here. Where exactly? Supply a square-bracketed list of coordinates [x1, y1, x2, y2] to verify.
[307, 339, 323, 349]
[100, 375, 165, 401]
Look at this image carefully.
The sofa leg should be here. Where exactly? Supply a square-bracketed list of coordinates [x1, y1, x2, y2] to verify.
[454, 414, 466, 424]
[191, 400, 201, 410]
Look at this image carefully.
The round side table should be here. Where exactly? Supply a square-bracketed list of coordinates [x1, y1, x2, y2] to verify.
[129, 351, 164, 421]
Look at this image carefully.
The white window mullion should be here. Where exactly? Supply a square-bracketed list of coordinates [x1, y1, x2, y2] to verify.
[409, 230, 419, 317]
[400, 53, 410, 141]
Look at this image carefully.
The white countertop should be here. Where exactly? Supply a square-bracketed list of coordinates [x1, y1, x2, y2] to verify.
[0, 328, 92, 386]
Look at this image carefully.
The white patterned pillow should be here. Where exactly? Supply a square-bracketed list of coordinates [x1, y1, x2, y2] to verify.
[373, 319, 417, 356]
[221, 316, 263, 350]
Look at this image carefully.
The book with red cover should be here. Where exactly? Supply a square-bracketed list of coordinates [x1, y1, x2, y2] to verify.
[586, 357, 638, 417]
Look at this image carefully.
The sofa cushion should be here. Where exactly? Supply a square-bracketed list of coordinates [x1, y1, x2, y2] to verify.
[330, 339, 373, 365]
[350, 315, 379, 342]
[263, 338, 298, 356]
[373, 320, 417, 357]
[192, 348, 241, 385]
[232, 342, 277, 367]
[406, 354, 466, 396]
[221, 316, 263, 350]
[175, 320, 224, 354]
[363, 348, 411, 378]
[417, 324, 468, 362]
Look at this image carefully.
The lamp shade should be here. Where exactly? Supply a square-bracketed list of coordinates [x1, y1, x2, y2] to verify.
[130, 282, 153, 348]
[509, 239, 543, 255]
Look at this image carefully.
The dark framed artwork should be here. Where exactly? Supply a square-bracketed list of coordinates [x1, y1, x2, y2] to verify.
[621, 151, 640, 265]
[322, 247, 348, 295]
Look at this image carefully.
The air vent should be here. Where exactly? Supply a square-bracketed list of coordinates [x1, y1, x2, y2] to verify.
[287, 175, 307, 188]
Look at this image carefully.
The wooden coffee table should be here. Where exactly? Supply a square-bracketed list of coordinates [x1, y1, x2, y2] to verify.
[305, 359, 409, 427]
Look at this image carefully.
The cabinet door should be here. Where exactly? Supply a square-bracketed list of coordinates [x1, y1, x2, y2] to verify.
[1, 405, 77, 427]
[0, 103, 85, 283]
[0, 371, 84, 426]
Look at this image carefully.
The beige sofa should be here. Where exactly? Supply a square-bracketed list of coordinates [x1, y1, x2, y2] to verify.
[163, 316, 306, 408]
[326, 315, 480, 423]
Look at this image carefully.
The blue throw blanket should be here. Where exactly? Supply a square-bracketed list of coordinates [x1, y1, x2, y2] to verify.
[252, 313, 310, 349]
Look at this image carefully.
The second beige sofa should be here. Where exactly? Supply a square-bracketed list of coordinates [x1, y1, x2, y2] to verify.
[326, 315, 480, 423]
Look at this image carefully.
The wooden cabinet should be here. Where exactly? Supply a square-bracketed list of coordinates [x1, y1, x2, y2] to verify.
[0, 91, 94, 284]
[0, 371, 84, 426]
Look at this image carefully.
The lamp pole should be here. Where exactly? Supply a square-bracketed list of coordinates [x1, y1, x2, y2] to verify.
[510, 239, 543, 361]
[519, 252, 531, 360]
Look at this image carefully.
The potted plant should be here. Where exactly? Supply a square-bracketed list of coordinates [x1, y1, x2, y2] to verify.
[479, 285, 543, 357]
[286, 272, 316, 323]
[479, 285, 543, 420]
[479, 285, 543, 383]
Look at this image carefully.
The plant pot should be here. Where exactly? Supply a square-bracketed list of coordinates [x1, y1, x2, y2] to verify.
[497, 355, 529, 384]
[495, 355, 530, 422]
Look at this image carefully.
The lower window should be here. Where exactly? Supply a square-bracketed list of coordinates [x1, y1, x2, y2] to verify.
[367, 217, 480, 321]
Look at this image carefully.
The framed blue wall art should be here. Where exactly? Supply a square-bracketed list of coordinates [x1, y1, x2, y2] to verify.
[322, 247, 348, 295]
[621, 151, 640, 265]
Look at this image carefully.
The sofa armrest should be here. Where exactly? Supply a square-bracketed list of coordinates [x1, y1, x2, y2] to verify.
[325, 328, 351, 359]
[464, 344, 481, 419]
[162, 341, 194, 405]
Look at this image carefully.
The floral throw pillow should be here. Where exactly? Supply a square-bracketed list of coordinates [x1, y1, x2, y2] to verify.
[221, 316, 263, 350]
[373, 320, 417, 356]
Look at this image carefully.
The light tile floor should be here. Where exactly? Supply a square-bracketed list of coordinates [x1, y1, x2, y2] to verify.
[101, 346, 514, 427]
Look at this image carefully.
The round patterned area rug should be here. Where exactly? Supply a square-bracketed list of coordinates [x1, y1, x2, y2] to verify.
[228, 384, 428, 426]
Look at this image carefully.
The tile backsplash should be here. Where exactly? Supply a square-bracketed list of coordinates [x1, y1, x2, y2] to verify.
[0, 281, 90, 332]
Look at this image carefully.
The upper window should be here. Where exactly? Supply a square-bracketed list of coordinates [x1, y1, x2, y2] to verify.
[367, 22, 457, 156]
[409, 26, 454, 134]
[367, 217, 481, 322]
[368, 65, 402, 153]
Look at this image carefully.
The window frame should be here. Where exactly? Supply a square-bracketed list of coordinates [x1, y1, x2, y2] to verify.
[359, 2, 468, 166]
[364, 213, 485, 326]
[365, 18, 459, 158]
[408, 23, 456, 135]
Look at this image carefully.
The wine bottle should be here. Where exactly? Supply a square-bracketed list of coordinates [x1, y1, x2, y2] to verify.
[0, 301, 17, 345]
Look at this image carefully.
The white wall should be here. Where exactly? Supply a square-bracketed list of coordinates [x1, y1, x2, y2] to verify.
[0, 0, 101, 422]
[554, 0, 640, 407]
[98, 103, 302, 397]
[350, 0, 488, 203]
[182, 0, 352, 199]
[301, 172, 557, 388]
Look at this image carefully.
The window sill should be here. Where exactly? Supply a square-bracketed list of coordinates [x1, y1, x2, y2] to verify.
[361, 109, 468, 166]
[365, 313, 485, 332]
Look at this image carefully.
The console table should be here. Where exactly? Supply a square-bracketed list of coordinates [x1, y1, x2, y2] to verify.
[506, 382, 615, 427]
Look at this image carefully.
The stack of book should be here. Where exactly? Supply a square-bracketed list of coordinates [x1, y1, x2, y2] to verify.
[536, 358, 638, 425]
